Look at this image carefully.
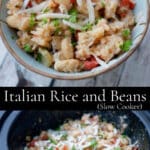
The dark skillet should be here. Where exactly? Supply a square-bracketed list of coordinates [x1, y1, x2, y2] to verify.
[0, 111, 149, 150]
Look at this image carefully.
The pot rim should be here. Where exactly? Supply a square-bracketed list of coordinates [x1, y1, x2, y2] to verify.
[0, 111, 150, 150]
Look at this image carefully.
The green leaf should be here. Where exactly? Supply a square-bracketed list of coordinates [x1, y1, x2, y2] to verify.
[120, 40, 132, 52]
[90, 139, 98, 148]
[82, 23, 92, 31]
[42, 7, 50, 13]
[72, 41, 77, 47]
[72, 145, 76, 150]
[49, 137, 57, 145]
[24, 44, 32, 53]
[47, 147, 53, 150]
[114, 147, 121, 150]
[52, 19, 60, 27]
[69, 28, 75, 34]
[54, 28, 61, 35]
[68, 8, 78, 23]
[36, 53, 42, 62]
[42, 18, 48, 25]
[29, 13, 36, 28]
[121, 134, 127, 139]
[122, 29, 131, 38]
[61, 133, 68, 140]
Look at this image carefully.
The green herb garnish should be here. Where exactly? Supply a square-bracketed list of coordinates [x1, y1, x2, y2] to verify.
[122, 134, 128, 139]
[61, 133, 68, 140]
[72, 41, 77, 47]
[47, 147, 53, 150]
[49, 137, 57, 145]
[82, 23, 93, 31]
[52, 19, 60, 27]
[24, 44, 32, 53]
[122, 29, 131, 38]
[72, 145, 76, 150]
[68, 8, 78, 23]
[42, 7, 49, 13]
[29, 13, 36, 28]
[70, 28, 75, 34]
[54, 28, 61, 35]
[36, 53, 42, 62]
[120, 40, 132, 52]
[90, 139, 98, 148]
[114, 147, 121, 150]
[42, 18, 48, 25]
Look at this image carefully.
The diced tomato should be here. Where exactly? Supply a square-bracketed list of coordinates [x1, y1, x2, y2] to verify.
[27, 1, 32, 8]
[120, 12, 127, 18]
[84, 56, 99, 70]
[63, 145, 69, 150]
[28, 139, 38, 147]
[40, 132, 49, 140]
[70, 0, 76, 4]
[35, 0, 43, 3]
[120, 0, 135, 9]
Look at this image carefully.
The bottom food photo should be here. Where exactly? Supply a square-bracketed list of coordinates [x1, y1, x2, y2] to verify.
[0, 111, 150, 150]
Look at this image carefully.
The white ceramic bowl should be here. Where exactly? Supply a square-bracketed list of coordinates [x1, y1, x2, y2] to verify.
[0, 0, 149, 80]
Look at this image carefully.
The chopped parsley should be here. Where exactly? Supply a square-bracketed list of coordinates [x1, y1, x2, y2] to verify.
[72, 145, 76, 150]
[114, 147, 121, 150]
[29, 13, 36, 28]
[68, 8, 78, 23]
[54, 28, 61, 35]
[90, 139, 98, 148]
[120, 40, 132, 52]
[122, 29, 131, 38]
[70, 28, 75, 34]
[52, 19, 60, 27]
[61, 133, 68, 140]
[122, 134, 128, 139]
[82, 23, 93, 31]
[42, 7, 50, 13]
[47, 147, 53, 150]
[42, 18, 48, 25]
[36, 53, 42, 62]
[72, 41, 77, 47]
[24, 44, 32, 53]
[49, 137, 57, 145]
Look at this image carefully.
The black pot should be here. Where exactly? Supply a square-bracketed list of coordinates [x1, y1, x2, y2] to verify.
[0, 111, 150, 150]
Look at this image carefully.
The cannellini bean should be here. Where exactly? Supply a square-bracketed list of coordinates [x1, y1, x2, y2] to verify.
[6, 14, 30, 31]
[38, 48, 53, 67]
[54, 59, 81, 72]
[60, 37, 74, 60]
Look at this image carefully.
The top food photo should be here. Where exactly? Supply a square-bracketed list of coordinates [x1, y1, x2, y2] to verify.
[0, 0, 149, 79]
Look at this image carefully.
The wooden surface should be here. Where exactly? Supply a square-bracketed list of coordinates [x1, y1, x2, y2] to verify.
[0, 27, 150, 87]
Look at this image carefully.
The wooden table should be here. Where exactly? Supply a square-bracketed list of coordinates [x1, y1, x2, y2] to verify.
[0, 27, 150, 87]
